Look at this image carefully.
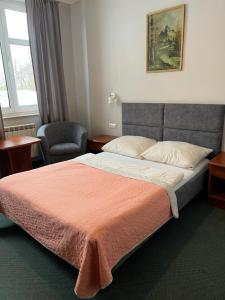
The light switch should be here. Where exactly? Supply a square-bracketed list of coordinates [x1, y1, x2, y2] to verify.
[109, 123, 117, 129]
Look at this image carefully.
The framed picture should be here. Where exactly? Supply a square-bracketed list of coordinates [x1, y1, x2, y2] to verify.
[146, 4, 185, 72]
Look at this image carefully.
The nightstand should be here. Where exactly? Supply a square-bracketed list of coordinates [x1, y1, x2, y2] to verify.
[87, 135, 118, 153]
[208, 152, 225, 209]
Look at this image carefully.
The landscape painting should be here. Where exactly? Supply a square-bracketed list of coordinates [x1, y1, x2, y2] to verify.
[147, 5, 185, 72]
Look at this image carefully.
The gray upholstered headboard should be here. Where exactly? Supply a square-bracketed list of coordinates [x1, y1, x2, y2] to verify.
[122, 103, 225, 154]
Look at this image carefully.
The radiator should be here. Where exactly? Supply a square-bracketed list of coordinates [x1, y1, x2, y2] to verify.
[4, 123, 39, 158]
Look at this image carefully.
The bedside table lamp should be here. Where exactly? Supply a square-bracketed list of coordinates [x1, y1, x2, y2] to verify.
[108, 92, 119, 104]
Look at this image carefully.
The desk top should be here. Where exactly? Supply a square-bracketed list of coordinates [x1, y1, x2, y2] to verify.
[0, 136, 40, 151]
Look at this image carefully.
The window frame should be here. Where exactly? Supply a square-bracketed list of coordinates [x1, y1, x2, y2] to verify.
[0, 0, 38, 116]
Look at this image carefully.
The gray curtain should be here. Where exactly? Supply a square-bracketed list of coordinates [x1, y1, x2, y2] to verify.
[25, 0, 68, 124]
[0, 105, 5, 140]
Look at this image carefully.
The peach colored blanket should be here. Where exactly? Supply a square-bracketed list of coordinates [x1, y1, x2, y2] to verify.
[0, 161, 172, 298]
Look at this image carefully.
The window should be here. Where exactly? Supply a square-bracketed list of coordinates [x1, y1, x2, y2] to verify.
[0, 1, 38, 115]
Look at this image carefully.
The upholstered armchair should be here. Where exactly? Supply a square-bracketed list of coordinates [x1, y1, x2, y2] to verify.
[37, 122, 88, 164]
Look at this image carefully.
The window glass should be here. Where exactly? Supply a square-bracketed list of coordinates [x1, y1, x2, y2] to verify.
[10, 44, 37, 106]
[0, 5, 38, 114]
[0, 47, 9, 108]
[5, 9, 29, 40]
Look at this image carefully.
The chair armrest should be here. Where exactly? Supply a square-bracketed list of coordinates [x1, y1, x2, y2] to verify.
[38, 135, 50, 151]
[73, 125, 88, 154]
[37, 125, 51, 164]
[37, 125, 50, 151]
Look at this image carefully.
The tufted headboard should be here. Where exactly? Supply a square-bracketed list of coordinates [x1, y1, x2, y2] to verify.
[122, 103, 225, 154]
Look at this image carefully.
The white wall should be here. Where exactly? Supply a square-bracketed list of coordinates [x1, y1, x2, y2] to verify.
[71, 0, 225, 149]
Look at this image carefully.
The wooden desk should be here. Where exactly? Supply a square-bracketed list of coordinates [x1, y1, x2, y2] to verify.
[0, 136, 40, 177]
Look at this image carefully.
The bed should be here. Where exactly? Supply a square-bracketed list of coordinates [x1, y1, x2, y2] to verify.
[0, 103, 224, 298]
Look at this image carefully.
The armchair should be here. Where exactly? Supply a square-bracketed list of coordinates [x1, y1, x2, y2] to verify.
[37, 122, 88, 164]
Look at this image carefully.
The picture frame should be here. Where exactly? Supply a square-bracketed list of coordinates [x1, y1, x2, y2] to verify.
[146, 4, 185, 73]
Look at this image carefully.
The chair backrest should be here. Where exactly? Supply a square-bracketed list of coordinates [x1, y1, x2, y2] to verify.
[45, 122, 79, 146]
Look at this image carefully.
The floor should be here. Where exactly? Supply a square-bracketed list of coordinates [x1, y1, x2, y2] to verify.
[0, 193, 224, 300]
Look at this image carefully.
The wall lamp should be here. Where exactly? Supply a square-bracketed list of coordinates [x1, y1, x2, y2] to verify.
[108, 92, 119, 104]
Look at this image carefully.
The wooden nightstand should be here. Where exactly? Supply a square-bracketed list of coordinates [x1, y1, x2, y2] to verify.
[208, 152, 225, 209]
[87, 135, 118, 153]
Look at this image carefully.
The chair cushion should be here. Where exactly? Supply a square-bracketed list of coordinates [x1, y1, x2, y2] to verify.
[50, 143, 81, 155]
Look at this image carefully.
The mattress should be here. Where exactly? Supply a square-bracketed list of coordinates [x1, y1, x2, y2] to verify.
[85, 152, 208, 210]
[95, 152, 209, 191]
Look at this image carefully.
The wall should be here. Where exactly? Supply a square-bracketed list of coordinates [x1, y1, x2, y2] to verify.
[71, 0, 225, 149]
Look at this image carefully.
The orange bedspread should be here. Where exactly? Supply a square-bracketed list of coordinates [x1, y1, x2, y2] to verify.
[0, 161, 172, 298]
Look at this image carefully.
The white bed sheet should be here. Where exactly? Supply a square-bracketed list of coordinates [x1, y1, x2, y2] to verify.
[95, 152, 209, 191]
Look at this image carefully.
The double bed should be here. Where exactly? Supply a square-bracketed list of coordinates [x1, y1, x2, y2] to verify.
[0, 103, 224, 298]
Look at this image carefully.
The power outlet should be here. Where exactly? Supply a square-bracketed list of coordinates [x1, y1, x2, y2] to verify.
[109, 123, 117, 129]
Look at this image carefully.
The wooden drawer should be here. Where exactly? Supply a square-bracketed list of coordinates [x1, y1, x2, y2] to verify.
[87, 141, 104, 152]
[209, 165, 225, 180]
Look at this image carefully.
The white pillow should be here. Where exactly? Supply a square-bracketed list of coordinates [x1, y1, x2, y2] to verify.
[142, 141, 212, 169]
[102, 136, 157, 159]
